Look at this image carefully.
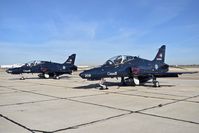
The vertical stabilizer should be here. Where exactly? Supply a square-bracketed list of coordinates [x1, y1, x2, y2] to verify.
[64, 54, 76, 65]
[153, 45, 166, 62]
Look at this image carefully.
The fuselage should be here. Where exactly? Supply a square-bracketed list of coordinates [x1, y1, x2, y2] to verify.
[79, 56, 169, 82]
[6, 61, 77, 76]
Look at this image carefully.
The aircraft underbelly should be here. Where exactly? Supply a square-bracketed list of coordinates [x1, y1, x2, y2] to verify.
[138, 76, 152, 83]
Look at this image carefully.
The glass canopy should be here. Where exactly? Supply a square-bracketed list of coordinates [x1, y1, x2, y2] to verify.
[104, 55, 135, 66]
[24, 60, 44, 67]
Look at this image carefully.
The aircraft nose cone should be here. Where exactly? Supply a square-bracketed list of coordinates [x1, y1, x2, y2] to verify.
[79, 72, 85, 78]
[6, 69, 12, 73]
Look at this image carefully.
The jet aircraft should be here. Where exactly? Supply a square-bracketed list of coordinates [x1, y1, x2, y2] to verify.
[6, 54, 77, 80]
[79, 45, 197, 89]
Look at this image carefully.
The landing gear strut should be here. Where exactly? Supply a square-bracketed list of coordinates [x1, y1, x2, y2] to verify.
[121, 77, 136, 86]
[99, 78, 108, 90]
[53, 75, 60, 79]
[121, 77, 126, 86]
[152, 76, 160, 87]
[38, 74, 44, 78]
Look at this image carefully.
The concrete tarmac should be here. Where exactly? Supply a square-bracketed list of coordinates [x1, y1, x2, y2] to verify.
[0, 69, 199, 133]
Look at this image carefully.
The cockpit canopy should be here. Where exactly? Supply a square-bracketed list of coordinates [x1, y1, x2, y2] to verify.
[24, 60, 44, 67]
[104, 55, 136, 66]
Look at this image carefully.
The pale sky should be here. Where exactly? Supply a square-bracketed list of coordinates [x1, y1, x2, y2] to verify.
[0, 0, 199, 65]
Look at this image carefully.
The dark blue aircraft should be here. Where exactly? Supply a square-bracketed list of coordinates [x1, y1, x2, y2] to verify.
[6, 54, 77, 80]
[79, 45, 197, 89]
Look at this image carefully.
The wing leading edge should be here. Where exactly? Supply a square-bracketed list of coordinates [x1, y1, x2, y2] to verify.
[153, 71, 198, 78]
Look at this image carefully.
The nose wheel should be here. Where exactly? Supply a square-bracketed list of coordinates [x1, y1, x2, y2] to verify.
[20, 76, 25, 80]
[99, 78, 108, 90]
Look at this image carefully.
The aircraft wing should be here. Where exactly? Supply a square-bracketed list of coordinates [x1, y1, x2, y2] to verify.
[153, 71, 198, 78]
[133, 71, 198, 78]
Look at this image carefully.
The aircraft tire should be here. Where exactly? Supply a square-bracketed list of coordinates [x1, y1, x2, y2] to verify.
[54, 76, 60, 80]
[99, 84, 108, 90]
[44, 74, 50, 79]
[153, 81, 160, 87]
[38, 74, 44, 78]
[20, 77, 25, 80]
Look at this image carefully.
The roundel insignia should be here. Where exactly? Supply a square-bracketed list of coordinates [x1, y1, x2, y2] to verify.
[159, 53, 163, 58]
[63, 66, 66, 69]
[155, 64, 158, 70]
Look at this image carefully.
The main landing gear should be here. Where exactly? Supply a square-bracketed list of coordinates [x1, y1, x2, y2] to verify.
[152, 76, 160, 87]
[121, 76, 160, 87]
[38, 73, 49, 79]
[120, 77, 138, 86]
[38, 73, 60, 79]
[53, 75, 60, 79]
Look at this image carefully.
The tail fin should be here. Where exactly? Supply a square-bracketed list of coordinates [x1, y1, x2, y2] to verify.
[153, 45, 166, 62]
[64, 54, 76, 65]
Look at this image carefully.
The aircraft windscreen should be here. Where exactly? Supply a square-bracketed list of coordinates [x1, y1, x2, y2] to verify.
[104, 55, 135, 66]
[24, 60, 43, 67]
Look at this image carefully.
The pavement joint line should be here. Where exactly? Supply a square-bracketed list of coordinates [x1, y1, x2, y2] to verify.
[113, 91, 199, 104]
[2, 86, 61, 99]
[137, 94, 199, 112]
[3, 85, 199, 113]
[65, 93, 199, 126]
[0, 94, 199, 130]
[186, 100, 199, 103]
[137, 112, 199, 125]
[99, 89, 199, 104]
[91, 85, 193, 98]
[158, 94, 199, 106]
[0, 86, 113, 107]
[0, 91, 21, 95]
[0, 98, 60, 107]
[2, 86, 112, 101]
[19, 81, 71, 88]
[66, 98, 134, 113]
[66, 92, 109, 99]
[137, 90, 189, 98]
[0, 93, 110, 107]
[3, 84, 199, 108]
[50, 112, 132, 133]
[107, 91, 180, 101]
[67, 93, 199, 126]
[0, 113, 35, 133]
[1, 80, 68, 88]
[3, 80, 196, 98]
[97, 91, 199, 103]
[1, 82, 199, 130]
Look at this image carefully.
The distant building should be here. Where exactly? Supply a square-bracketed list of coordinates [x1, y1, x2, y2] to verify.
[77, 65, 93, 70]
[0, 64, 23, 69]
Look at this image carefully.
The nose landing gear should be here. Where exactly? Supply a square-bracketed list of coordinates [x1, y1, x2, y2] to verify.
[99, 78, 108, 90]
